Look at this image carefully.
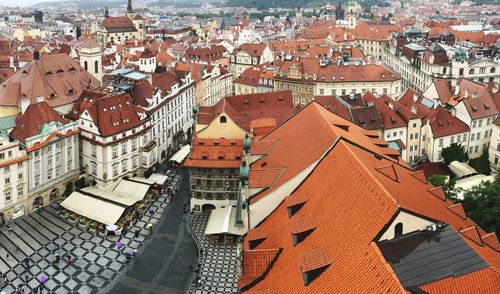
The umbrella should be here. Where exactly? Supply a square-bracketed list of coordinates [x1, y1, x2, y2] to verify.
[116, 242, 124, 249]
[39, 275, 47, 284]
[1, 291, 7, 294]
[106, 225, 118, 232]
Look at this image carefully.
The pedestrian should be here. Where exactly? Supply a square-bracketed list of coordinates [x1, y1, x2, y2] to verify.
[66, 255, 72, 264]
[6, 253, 9, 259]
[16, 245, 20, 252]
[134, 229, 140, 238]
[7, 227, 12, 234]
[149, 208, 154, 216]
[124, 251, 132, 262]
[54, 253, 60, 263]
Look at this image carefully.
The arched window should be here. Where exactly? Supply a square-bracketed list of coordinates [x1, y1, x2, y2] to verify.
[395, 222, 403, 238]
[220, 116, 227, 123]
[84, 61, 88, 71]
[491, 67, 496, 74]
[468, 68, 474, 75]
[95, 61, 99, 74]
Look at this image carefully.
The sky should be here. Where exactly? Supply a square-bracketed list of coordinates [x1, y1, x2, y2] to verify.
[0, 0, 59, 7]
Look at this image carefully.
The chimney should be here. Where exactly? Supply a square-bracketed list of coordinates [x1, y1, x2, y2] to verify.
[413, 93, 418, 102]
[464, 89, 469, 98]
[411, 102, 417, 114]
[33, 51, 40, 60]
[388, 102, 393, 109]
[21, 97, 30, 114]
[433, 98, 439, 108]
[451, 108, 457, 117]
[454, 85, 459, 96]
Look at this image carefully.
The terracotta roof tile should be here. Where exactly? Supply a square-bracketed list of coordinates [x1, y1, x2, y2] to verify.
[460, 226, 484, 246]
[426, 106, 469, 138]
[300, 248, 332, 272]
[246, 227, 268, 242]
[375, 164, 399, 182]
[250, 139, 278, 155]
[409, 170, 427, 184]
[481, 233, 500, 252]
[428, 186, 446, 201]
[419, 266, 500, 294]
[284, 193, 308, 208]
[291, 215, 316, 234]
[239, 249, 281, 291]
[184, 137, 243, 169]
[249, 168, 283, 188]
[447, 203, 467, 220]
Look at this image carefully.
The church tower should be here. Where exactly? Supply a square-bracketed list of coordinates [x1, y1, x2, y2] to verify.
[125, 0, 137, 20]
[347, 0, 359, 29]
[79, 39, 103, 83]
[125, 0, 145, 41]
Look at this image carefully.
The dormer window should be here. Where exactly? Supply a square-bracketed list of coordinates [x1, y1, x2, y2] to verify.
[291, 215, 315, 246]
[113, 122, 119, 127]
[68, 67, 76, 72]
[46, 71, 53, 76]
[395, 222, 403, 238]
[102, 107, 107, 112]
[56, 69, 64, 74]
[301, 249, 332, 286]
[48, 93, 57, 99]
[67, 89, 76, 95]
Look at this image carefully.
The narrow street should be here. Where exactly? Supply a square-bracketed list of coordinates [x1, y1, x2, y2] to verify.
[106, 168, 197, 294]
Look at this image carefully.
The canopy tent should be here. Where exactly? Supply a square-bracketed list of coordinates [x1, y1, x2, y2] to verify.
[81, 186, 139, 206]
[148, 173, 169, 185]
[170, 144, 191, 164]
[112, 179, 151, 202]
[204, 206, 248, 236]
[61, 192, 125, 225]
[448, 161, 477, 179]
[455, 174, 496, 200]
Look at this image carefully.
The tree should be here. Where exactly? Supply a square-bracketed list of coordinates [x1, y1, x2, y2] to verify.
[460, 180, 500, 236]
[469, 150, 491, 175]
[428, 175, 446, 187]
[441, 143, 468, 165]
[189, 29, 198, 37]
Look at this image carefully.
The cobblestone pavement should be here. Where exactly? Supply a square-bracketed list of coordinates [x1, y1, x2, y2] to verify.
[107, 167, 197, 294]
[187, 212, 238, 294]
[0, 173, 178, 294]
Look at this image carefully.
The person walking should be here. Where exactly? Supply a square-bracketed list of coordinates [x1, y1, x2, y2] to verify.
[54, 253, 60, 263]
[16, 245, 20, 252]
[66, 255, 72, 264]
[134, 229, 140, 238]
[124, 251, 132, 262]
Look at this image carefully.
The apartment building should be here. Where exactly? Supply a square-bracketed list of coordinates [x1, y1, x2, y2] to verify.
[229, 43, 274, 78]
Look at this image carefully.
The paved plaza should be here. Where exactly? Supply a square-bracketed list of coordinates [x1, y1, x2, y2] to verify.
[0, 172, 179, 293]
[187, 212, 238, 294]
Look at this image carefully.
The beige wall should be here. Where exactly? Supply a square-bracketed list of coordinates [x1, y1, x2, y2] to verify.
[378, 210, 434, 241]
[196, 113, 246, 139]
[0, 106, 20, 118]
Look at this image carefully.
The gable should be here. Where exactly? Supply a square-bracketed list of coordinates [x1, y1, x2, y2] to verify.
[378, 210, 435, 242]
[197, 112, 247, 139]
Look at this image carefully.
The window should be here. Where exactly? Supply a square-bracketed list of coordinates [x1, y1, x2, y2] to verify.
[4, 165, 9, 172]
[472, 121, 477, 128]
[67, 160, 72, 171]
[469, 69, 474, 75]
[220, 116, 227, 123]
[91, 161, 97, 175]
[122, 159, 128, 173]
[469, 146, 474, 153]
[5, 191, 11, 202]
[5, 177, 10, 184]
[477, 132, 481, 140]
[478, 120, 482, 127]
[18, 186, 23, 197]
[112, 163, 119, 177]
[84, 60, 88, 71]
[55, 167, 60, 177]
[471, 133, 475, 141]
[131, 139, 137, 151]
[91, 144, 97, 158]
[122, 142, 127, 155]
[439, 138, 444, 147]
[95, 61, 99, 74]
[112, 145, 118, 158]
[55, 153, 60, 163]
[0, 153, 3, 159]
[451, 136, 455, 144]
[457, 134, 461, 142]
[395, 222, 403, 237]
[474, 145, 479, 153]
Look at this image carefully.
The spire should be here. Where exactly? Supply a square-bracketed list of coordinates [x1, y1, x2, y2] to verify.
[127, 0, 133, 12]
[104, 6, 109, 18]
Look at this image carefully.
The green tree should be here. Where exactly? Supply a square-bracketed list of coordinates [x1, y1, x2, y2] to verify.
[443, 178, 460, 203]
[428, 175, 446, 187]
[460, 180, 500, 236]
[441, 143, 469, 165]
[189, 29, 198, 37]
[469, 150, 492, 175]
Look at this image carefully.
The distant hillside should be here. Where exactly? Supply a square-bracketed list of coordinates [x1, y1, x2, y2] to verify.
[31, 0, 123, 10]
[222, 0, 390, 10]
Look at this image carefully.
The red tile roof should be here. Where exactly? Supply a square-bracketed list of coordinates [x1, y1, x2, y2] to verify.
[101, 17, 136, 33]
[457, 79, 499, 119]
[363, 92, 407, 129]
[482, 233, 500, 252]
[0, 53, 100, 108]
[314, 96, 352, 121]
[300, 248, 332, 272]
[447, 203, 467, 220]
[238, 43, 267, 57]
[425, 106, 469, 138]
[197, 91, 295, 134]
[419, 267, 500, 294]
[67, 91, 147, 137]
[249, 168, 283, 188]
[10, 101, 69, 144]
[184, 137, 243, 169]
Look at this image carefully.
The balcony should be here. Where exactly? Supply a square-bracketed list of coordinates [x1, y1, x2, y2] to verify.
[141, 140, 157, 152]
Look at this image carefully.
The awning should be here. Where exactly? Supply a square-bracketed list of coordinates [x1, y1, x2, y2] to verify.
[148, 173, 169, 185]
[204, 206, 248, 236]
[112, 178, 151, 202]
[448, 161, 476, 179]
[61, 192, 125, 225]
[81, 186, 139, 206]
[170, 144, 191, 164]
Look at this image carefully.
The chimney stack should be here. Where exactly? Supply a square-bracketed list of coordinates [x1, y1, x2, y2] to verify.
[411, 102, 417, 114]
[413, 93, 418, 102]
[454, 85, 459, 96]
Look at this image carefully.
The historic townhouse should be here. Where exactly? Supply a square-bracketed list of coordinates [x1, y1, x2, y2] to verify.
[229, 43, 274, 78]
[452, 80, 499, 158]
[420, 106, 470, 162]
[0, 132, 28, 224]
[131, 68, 196, 160]
[490, 117, 500, 169]
[67, 90, 157, 187]
[97, 0, 145, 45]
[10, 101, 80, 213]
